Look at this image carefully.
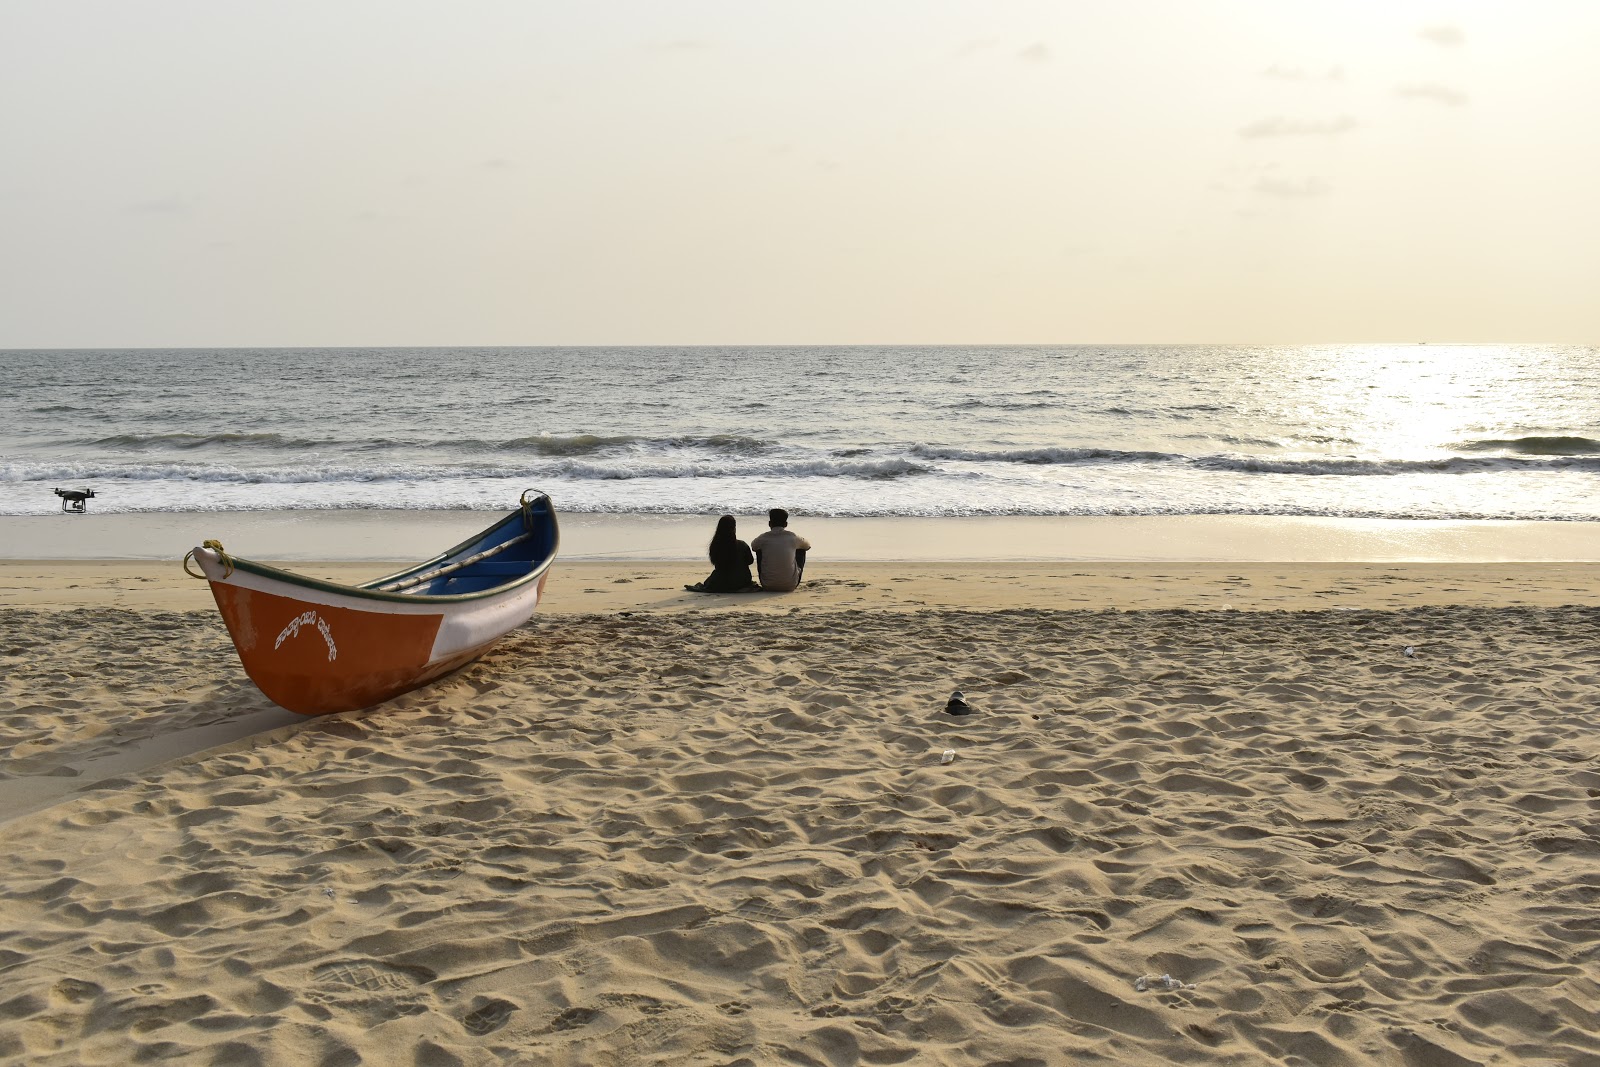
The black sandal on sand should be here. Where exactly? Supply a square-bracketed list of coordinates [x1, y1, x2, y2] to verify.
[944, 690, 972, 715]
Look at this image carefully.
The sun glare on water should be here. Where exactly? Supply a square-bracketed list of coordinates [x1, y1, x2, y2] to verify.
[1289, 345, 1546, 461]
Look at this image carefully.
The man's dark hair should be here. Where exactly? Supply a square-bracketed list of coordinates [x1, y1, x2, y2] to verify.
[768, 508, 788, 527]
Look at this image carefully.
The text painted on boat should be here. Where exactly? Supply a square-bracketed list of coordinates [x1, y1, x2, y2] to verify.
[275, 611, 338, 662]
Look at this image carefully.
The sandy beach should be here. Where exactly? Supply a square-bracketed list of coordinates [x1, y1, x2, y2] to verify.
[8, 0, 1600, 1059]
[2, 549, 1599, 1065]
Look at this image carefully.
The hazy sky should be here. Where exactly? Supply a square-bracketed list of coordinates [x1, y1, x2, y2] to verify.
[2, 1, 1596, 346]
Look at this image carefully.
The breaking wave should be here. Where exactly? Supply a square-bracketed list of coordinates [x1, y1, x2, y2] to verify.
[1457, 435, 1600, 456]
[912, 445, 1178, 465]
[90, 432, 321, 450]
[478, 434, 775, 456]
[914, 445, 1600, 475]
[1192, 454, 1600, 475]
[74, 431, 781, 457]
[2, 455, 934, 485]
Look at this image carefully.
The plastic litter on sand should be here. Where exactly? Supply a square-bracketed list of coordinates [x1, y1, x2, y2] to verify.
[940, 749, 955, 764]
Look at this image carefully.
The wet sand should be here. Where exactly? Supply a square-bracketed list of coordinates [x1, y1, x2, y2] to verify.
[7, 510, 1600, 563]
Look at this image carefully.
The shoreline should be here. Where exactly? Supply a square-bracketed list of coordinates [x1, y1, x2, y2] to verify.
[6, 511, 1600, 562]
[3, 559, 1598, 614]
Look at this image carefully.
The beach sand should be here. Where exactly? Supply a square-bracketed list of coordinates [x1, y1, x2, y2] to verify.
[2, 559, 1599, 1064]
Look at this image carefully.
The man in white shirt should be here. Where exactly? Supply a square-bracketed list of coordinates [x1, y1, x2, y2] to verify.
[750, 508, 812, 592]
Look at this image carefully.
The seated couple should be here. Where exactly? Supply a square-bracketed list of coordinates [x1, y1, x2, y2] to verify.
[685, 508, 811, 594]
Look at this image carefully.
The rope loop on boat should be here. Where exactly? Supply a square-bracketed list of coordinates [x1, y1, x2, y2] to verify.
[520, 488, 541, 530]
[183, 539, 234, 580]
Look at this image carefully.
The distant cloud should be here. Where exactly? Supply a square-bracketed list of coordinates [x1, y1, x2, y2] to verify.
[1395, 83, 1469, 106]
[1418, 25, 1464, 47]
[1238, 115, 1357, 138]
[1018, 43, 1051, 63]
[1262, 64, 1344, 82]
[1255, 176, 1330, 198]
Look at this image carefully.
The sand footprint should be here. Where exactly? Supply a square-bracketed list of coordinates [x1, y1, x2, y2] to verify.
[546, 1006, 601, 1032]
[462, 996, 518, 1036]
[50, 978, 102, 1004]
[312, 959, 429, 992]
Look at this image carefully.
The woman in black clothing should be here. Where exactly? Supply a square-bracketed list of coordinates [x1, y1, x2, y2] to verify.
[685, 514, 758, 592]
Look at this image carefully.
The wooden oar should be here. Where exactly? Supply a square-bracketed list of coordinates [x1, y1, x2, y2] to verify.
[373, 531, 536, 593]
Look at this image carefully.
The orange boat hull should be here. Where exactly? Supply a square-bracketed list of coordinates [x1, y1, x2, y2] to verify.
[210, 583, 473, 715]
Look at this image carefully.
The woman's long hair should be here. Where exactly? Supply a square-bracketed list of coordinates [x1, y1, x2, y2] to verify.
[709, 514, 738, 557]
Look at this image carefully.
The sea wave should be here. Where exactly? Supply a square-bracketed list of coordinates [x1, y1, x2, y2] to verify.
[1193, 454, 1600, 475]
[15, 447, 1600, 485]
[911, 445, 1178, 464]
[941, 399, 1067, 411]
[481, 433, 775, 456]
[911, 444, 1600, 475]
[1174, 433, 1284, 448]
[71, 431, 782, 457]
[1, 455, 935, 484]
[548, 457, 932, 480]
[90, 432, 324, 450]
[1457, 435, 1600, 456]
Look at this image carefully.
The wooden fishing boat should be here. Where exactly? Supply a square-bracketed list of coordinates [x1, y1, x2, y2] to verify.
[185, 491, 559, 715]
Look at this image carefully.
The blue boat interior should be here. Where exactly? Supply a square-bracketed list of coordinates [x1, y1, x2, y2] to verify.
[364, 495, 560, 597]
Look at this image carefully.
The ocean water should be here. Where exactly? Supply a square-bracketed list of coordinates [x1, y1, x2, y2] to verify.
[2, 344, 1597, 521]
